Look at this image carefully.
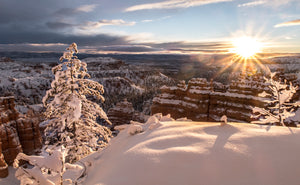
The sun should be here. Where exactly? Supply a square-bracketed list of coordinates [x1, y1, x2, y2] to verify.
[231, 36, 262, 59]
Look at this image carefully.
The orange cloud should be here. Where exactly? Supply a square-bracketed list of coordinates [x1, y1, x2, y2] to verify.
[125, 0, 233, 12]
[274, 19, 300, 28]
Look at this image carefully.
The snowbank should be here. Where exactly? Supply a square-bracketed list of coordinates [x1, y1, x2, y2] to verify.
[0, 167, 19, 185]
[82, 119, 300, 185]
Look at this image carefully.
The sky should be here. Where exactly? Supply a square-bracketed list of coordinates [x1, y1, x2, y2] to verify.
[0, 0, 300, 54]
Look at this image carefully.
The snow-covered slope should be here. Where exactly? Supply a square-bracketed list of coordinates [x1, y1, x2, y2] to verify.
[82, 120, 300, 185]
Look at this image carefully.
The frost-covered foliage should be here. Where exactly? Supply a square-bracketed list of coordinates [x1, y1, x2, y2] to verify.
[14, 146, 82, 185]
[252, 72, 299, 126]
[42, 43, 112, 162]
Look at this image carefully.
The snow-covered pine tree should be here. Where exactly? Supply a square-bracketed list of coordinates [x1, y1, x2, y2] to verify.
[251, 72, 299, 126]
[42, 43, 112, 162]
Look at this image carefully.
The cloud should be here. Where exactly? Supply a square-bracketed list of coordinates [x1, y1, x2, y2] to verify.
[142, 20, 154, 23]
[238, 1, 266, 7]
[76, 4, 98, 13]
[0, 29, 130, 46]
[0, 43, 160, 53]
[93, 45, 161, 52]
[125, 0, 233, 12]
[0, 27, 232, 54]
[55, 4, 98, 16]
[80, 19, 136, 30]
[141, 16, 172, 23]
[138, 41, 231, 54]
[168, 48, 229, 53]
[263, 0, 299, 7]
[45, 19, 136, 31]
[274, 19, 300, 28]
[149, 41, 231, 50]
[0, 43, 68, 52]
[46, 22, 74, 29]
[236, 0, 299, 8]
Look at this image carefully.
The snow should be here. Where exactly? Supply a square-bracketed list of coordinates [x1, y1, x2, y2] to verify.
[2, 117, 300, 185]
[213, 91, 267, 101]
[153, 98, 198, 109]
[176, 117, 192, 121]
[286, 109, 300, 123]
[81, 120, 300, 185]
[220, 115, 227, 126]
[13, 146, 85, 185]
[128, 124, 144, 135]
[0, 167, 19, 185]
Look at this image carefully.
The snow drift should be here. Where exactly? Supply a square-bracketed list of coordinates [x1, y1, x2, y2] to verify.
[81, 117, 300, 185]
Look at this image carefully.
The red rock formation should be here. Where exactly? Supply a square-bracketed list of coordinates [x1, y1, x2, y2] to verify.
[15, 117, 42, 154]
[108, 99, 146, 127]
[108, 99, 135, 126]
[0, 138, 8, 178]
[0, 97, 22, 166]
[151, 74, 269, 123]
[0, 123, 22, 165]
[152, 78, 212, 121]
[0, 96, 42, 177]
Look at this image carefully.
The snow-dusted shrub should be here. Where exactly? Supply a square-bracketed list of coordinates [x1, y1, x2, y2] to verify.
[14, 146, 82, 185]
[43, 43, 112, 162]
[251, 72, 299, 126]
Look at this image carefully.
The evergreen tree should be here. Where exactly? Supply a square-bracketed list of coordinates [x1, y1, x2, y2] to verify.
[252, 72, 299, 126]
[42, 43, 112, 162]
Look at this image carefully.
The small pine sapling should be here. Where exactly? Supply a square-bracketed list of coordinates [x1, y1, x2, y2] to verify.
[14, 146, 83, 185]
[252, 72, 299, 126]
[43, 43, 112, 162]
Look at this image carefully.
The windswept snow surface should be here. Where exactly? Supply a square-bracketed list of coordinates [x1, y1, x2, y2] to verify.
[82, 121, 300, 185]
